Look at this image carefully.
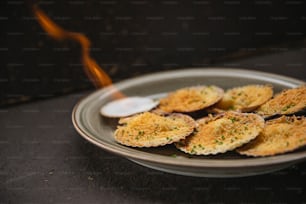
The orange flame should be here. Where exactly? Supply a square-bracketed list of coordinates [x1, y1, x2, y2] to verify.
[33, 5, 124, 98]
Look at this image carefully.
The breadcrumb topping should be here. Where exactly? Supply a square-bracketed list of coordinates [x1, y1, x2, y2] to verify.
[175, 112, 264, 155]
[159, 85, 223, 113]
[256, 85, 306, 117]
[115, 112, 195, 147]
[215, 84, 273, 112]
[237, 116, 306, 156]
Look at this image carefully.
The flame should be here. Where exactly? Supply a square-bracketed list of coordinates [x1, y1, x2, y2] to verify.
[33, 5, 124, 98]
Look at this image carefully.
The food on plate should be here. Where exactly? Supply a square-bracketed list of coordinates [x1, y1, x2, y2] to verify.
[213, 84, 273, 112]
[175, 112, 264, 155]
[237, 116, 306, 156]
[104, 83, 306, 157]
[158, 85, 224, 113]
[255, 85, 306, 117]
[114, 112, 195, 147]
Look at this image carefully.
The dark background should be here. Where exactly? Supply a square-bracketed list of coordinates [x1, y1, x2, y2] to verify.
[1, 0, 306, 106]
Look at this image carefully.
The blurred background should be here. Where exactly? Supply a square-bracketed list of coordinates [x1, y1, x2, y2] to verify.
[1, 0, 306, 107]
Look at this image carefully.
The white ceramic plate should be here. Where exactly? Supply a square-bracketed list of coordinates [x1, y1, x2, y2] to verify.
[72, 68, 306, 177]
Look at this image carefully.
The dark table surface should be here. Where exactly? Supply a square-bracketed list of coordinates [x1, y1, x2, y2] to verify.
[1, 50, 306, 203]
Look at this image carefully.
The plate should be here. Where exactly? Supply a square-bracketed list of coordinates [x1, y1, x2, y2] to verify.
[72, 68, 306, 177]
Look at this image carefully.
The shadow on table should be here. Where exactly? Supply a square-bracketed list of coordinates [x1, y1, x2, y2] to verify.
[76, 137, 305, 203]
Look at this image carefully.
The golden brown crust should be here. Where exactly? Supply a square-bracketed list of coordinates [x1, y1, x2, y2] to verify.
[111, 84, 306, 158]
[237, 116, 306, 156]
[158, 85, 224, 113]
[175, 112, 265, 155]
[214, 84, 273, 112]
[255, 85, 306, 117]
[114, 112, 196, 147]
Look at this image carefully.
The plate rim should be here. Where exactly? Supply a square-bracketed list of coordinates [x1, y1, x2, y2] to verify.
[72, 68, 306, 169]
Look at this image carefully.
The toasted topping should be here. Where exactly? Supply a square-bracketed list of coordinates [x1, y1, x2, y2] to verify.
[109, 84, 306, 158]
[256, 86, 306, 117]
[158, 85, 224, 113]
[114, 112, 195, 147]
[214, 84, 273, 112]
[175, 112, 264, 155]
[237, 116, 306, 156]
